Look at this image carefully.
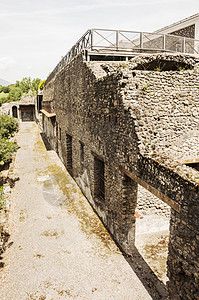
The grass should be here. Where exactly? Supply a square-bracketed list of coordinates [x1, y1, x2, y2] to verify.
[0, 92, 8, 99]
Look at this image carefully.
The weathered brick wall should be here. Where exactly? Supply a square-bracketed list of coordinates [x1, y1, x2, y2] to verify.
[137, 153, 199, 299]
[43, 53, 199, 299]
[42, 115, 56, 149]
[137, 185, 170, 216]
[49, 55, 140, 254]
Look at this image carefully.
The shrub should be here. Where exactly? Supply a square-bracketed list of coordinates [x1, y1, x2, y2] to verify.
[0, 95, 10, 107]
[2, 86, 10, 93]
[0, 139, 18, 165]
[0, 115, 19, 138]
[8, 87, 22, 102]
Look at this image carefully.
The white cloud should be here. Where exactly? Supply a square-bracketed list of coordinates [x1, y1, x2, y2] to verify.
[0, 57, 16, 70]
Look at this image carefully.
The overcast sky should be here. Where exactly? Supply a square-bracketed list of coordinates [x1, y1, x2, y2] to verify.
[0, 0, 198, 83]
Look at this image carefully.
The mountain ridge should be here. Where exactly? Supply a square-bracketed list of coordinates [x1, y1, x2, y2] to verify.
[0, 78, 11, 86]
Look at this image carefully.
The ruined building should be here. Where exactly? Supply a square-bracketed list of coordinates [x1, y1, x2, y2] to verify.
[40, 14, 199, 300]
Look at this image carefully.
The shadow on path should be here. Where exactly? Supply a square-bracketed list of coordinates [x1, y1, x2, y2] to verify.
[124, 247, 168, 300]
[40, 133, 52, 151]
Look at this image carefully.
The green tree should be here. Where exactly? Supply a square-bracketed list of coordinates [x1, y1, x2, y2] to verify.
[31, 78, 41, 93]
[0, 96, 10, 107]
[18, 77, 31, 93]
[8, 87, 22, 102]
[2, 86, 10, 93]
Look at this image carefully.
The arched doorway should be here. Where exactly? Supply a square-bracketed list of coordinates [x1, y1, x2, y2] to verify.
[12, 106, 18, 118]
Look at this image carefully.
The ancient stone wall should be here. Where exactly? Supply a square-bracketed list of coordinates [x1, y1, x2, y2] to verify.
[42, 115, 56, 150]
[43, 54, 199, 299]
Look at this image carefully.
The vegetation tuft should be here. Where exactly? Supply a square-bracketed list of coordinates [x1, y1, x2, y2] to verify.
[0, 115, 19, 165]
[0, 115, 19, 139]
[0, 185, 4, 210]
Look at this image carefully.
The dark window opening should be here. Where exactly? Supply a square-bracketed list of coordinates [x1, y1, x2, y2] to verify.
[134, 59, 193, 71]
[37, 95, 43, 113]
[80, 141, 84, 172]
[59, 127, 61, 140]
[55, 122, 58, 153]
[80, 142, 84, 163]
[66, 133, 72, 175]
[186, 162, 199, 172]
[12, 106, 18, 118]
[94, 156, 105, 204]
[91, 55, 126, 62]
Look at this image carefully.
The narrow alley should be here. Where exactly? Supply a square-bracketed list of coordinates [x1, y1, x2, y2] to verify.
[0, 122, 153, 300]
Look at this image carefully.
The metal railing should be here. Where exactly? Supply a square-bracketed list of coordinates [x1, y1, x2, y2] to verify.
[45, 29, 199, 85]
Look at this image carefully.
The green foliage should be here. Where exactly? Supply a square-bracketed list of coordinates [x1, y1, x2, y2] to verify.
[17, 77, 31, 93]
[31, 78, 41, 93]
[141, 84, 149, 91]
[0, 96, 10, 107]
[0, 115, 18, 167]
[0, 115, 19, 138]
[39, 80, 46, 90]
[0, 77, 42, 105]
[0, 138, 18, 165]
[8, 87, 22, 102]
[154, 65, 162, 72]
[0, 86, 10, 93]
[0, 92, 8, 99]
[0, 92, 10, 107]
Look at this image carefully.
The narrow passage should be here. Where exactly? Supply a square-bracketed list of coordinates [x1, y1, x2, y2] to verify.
[0, 123, 152, 299]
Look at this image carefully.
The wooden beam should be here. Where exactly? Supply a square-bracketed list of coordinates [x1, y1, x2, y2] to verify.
[179, 158, 199, 164]
[119, 166, 180, 213]
[91, 151, 104, 162]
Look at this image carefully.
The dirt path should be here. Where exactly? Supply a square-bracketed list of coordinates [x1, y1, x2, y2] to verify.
[0, 122, 154, 300]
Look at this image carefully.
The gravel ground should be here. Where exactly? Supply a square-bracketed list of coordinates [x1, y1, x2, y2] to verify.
[0, 122, 155, 300]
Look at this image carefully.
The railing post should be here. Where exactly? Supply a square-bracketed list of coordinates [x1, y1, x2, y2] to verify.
[140, 32, 143, 50]
[163, 34, 166, 51]
[182, 37, 186, 53]
[116, 30, 119, 50]
[91, 29, 93, 51]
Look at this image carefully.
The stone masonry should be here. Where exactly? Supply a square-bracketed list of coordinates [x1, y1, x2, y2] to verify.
[42, 53, 199, 299]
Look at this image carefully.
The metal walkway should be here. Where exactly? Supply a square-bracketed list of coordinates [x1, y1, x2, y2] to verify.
[45, 28, 199, 85]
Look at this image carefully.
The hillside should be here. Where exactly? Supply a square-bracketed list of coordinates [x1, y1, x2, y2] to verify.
[0, 78, 11, 86]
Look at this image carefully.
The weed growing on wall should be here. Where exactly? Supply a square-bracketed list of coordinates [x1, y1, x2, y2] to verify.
[0, 186, 5, 210]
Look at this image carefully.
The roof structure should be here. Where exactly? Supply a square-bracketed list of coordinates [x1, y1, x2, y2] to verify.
[155, 12, 199, 39]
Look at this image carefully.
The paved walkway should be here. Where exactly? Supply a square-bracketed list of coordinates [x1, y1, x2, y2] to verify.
[0, 122, 153, 299]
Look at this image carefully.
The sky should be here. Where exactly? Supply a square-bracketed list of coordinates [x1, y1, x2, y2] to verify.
[0, 0, 198, 83]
